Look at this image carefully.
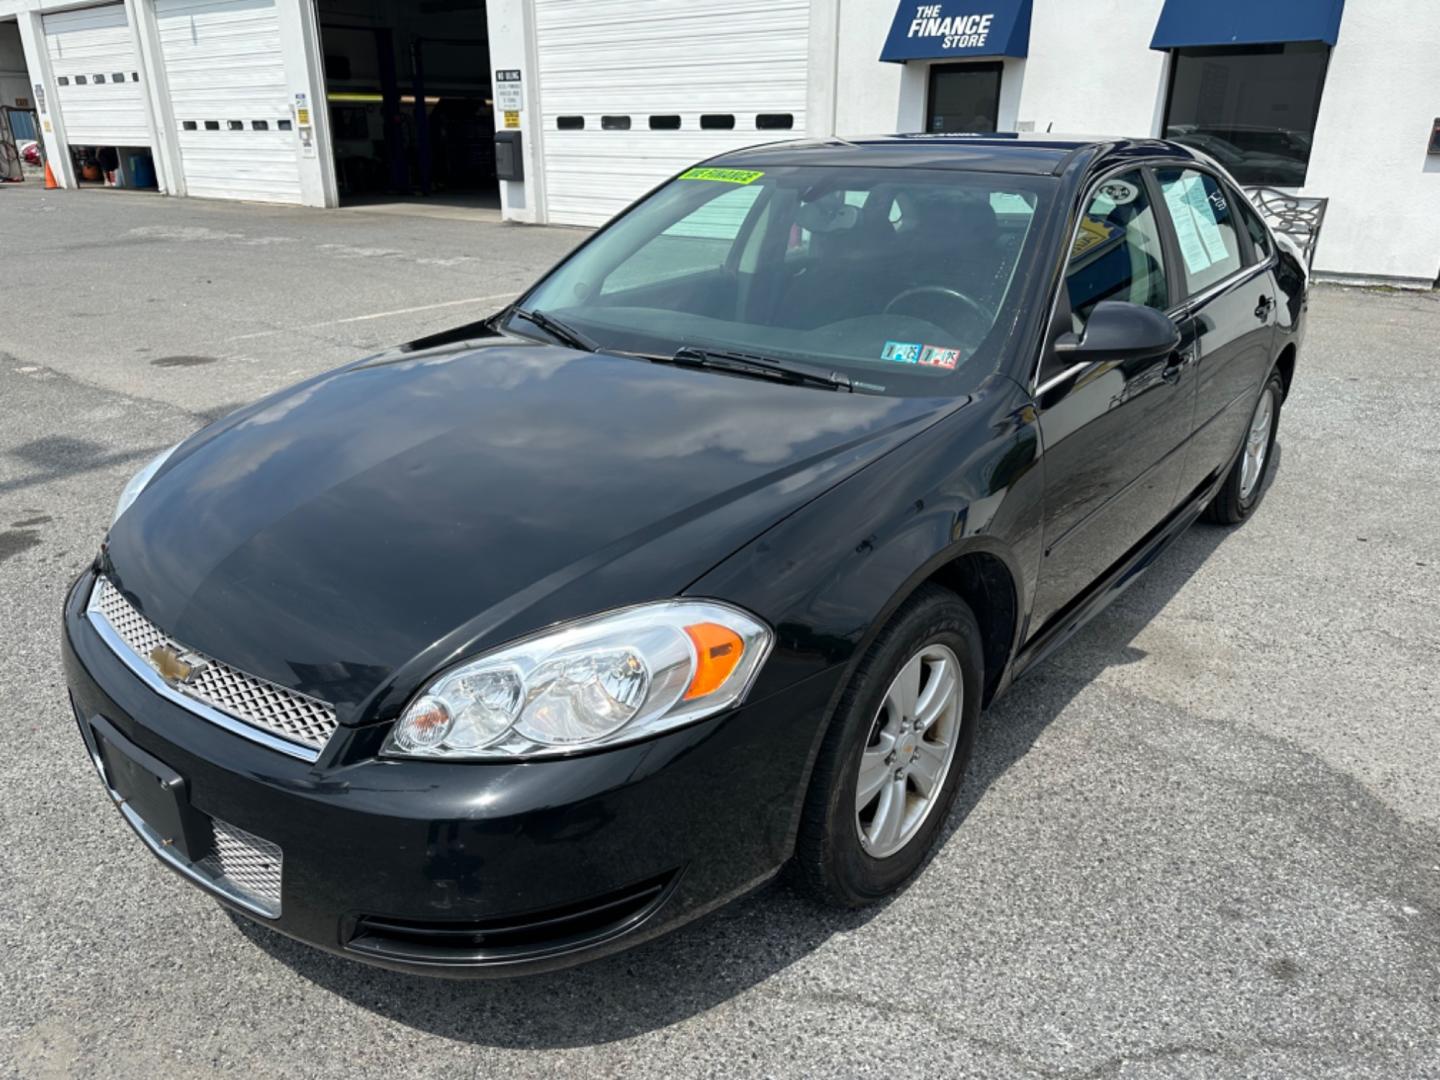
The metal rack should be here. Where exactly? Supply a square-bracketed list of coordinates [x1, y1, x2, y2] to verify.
[1245, 186, 1329, 270]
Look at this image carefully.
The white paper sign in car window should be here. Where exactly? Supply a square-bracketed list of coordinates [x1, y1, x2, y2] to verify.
[1180, 175, 1231, 264]
[1162, 179, 1213, 275]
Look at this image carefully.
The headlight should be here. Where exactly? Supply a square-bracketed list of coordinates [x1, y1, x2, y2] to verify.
[382, 600, 772, 760]
[113, 444, 179, 525]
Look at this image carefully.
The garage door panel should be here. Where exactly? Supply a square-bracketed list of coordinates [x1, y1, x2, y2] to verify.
[156, 0, 301, 203]
[535, 0, 809, 227]
[44, 4, 151, 147]
[541, 132, 786, 224]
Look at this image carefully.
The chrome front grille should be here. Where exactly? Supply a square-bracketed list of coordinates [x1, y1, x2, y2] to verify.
[198, 818, 283, 916]
[88, 577, 338, 758]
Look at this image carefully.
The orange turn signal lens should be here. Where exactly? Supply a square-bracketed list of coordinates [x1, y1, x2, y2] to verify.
[683, 623, 745, 700]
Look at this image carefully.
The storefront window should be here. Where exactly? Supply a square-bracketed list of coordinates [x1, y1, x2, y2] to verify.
[1163, 43, 1330, 187]
[926, 62, 1002, 134]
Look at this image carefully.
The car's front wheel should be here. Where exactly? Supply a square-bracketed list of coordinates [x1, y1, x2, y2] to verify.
[793, 584, 982, 907]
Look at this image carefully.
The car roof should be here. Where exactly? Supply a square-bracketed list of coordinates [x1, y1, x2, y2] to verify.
[709, 134, 1201, 177]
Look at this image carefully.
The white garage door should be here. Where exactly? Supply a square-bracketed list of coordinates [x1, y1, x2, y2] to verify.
[155, 0, 301, 203]
[534, 0, 810, 227]
[44, 4, 151, 147]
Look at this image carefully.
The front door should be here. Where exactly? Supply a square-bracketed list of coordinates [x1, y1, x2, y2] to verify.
[1029, 169, 1198, 632]
[926, 63, 1002, 133]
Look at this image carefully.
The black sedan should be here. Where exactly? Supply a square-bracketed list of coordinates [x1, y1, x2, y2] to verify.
[62, 135, 1306, 976]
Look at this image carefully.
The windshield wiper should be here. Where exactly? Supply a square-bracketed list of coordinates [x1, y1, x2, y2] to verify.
[669, 346, 853, 393]
[510, 307, 599, 353]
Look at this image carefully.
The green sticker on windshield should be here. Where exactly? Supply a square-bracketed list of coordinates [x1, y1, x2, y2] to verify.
[679, 167, 765, 185]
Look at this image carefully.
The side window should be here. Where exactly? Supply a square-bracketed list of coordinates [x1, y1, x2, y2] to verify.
[600, 184, 762, 295]
[1233, 189, 1273, 263]
[1155, 168, 1244, 293]
[1065, 171, 1169, 328]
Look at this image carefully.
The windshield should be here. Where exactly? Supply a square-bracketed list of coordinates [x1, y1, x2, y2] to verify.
[514, 165, 1055, 396]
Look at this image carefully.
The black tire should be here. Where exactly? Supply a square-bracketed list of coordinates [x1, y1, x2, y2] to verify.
[1204, 369, 1284, 525]
[793, 584, 984, 907]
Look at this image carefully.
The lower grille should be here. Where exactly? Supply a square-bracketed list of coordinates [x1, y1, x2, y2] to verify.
[198, 818, 284, 916]
[347, 872, 678, 967]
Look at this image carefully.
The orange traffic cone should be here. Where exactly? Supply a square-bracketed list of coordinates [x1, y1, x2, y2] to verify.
[43, 160, 58, 189]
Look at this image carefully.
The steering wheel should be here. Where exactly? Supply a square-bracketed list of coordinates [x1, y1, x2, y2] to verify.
[883, 286, 995, 334]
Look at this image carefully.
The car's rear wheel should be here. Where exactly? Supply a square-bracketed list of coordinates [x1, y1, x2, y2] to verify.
[793, 584, 983, 907]
[1205, 369, 1284, 525]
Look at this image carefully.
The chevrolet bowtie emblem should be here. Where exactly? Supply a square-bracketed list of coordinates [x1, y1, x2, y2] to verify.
[148, 645, 208, 686]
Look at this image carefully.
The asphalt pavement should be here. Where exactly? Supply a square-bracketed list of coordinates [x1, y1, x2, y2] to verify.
[1, 183, 1437, 1079]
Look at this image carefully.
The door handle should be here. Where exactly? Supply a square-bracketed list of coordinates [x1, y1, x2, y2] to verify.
[1254, 295, 1274, 321]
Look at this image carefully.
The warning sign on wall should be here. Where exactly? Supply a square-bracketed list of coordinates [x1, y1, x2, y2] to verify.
[495, 69, 523, 112]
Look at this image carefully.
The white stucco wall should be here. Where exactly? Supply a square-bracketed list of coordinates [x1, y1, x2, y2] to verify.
[834, 0, 1169, 136]
[1015, 0, 1170, 138]
[832, 0, 905, 132]
[4, 0, 1436, 281]
[1302, 0, 1440, 283]
[826, 0, 1438, 284]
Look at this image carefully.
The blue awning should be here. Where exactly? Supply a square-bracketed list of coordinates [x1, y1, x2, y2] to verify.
[1151, 0, 1345, 49]
[880, 1, 1032, 63]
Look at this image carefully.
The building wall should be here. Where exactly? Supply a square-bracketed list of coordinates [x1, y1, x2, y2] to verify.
[833, 0, 1167, 135]
[1015, 0, 1170, 138]
[0, 0, 334, 204]
[483, 0, 538, 222]
[827, 0, 1439, 285]
[1301, 0, 1440, 283]
[2, 0, 1436, 283]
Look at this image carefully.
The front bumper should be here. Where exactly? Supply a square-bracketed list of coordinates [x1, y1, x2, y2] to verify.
[61, 571, 838, 977]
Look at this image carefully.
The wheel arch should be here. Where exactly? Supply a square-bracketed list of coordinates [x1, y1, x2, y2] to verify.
[1275, 342, 1297, 401]
[925, 549, 1020, 706]
[837, 536, 1026, 712]
[780, 534, 1028, 865]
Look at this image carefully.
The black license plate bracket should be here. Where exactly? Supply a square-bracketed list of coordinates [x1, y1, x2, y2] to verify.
[90, 715, 205, 861]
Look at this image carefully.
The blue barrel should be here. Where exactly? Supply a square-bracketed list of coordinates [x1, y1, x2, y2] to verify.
[129, 152, 157, 189]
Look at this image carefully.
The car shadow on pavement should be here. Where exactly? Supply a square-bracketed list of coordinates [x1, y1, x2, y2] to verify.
[231, 448, 1280, 1048]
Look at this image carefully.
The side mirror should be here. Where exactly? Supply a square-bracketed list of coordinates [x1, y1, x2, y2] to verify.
[1055, 301, 1180, 364]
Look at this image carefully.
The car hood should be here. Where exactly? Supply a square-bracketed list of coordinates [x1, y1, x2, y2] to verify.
[104, 336, 960, 718]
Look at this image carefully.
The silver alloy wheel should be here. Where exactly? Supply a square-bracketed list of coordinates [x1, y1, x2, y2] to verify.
[1240, 386, 1276, 500]
[854, 643, 963, 859]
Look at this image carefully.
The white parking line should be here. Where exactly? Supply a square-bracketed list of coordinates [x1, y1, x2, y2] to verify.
[227, 292, 520, 341]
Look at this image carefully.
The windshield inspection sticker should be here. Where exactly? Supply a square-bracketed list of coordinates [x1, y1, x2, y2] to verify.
[919, 345, 962, 369]
[881, 341, 923, 363]
[678, 167, 765, 185]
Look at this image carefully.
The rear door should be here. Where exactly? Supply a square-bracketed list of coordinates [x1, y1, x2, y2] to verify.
[1153, 166, 1278, 495]
[1028, 168, 1198, 632]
